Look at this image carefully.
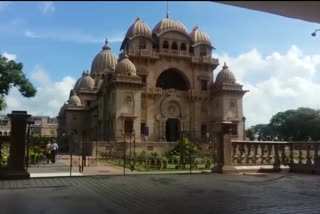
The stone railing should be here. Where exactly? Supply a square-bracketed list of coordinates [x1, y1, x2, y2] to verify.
[231, 140, 320, 173]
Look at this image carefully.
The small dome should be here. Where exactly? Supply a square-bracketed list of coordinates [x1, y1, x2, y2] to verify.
[125, 17, 151, 39]
[115, 54, 136, 76]
[79, 72, 95, 90]
[190, 26, 211, 46]
[215, 62, 236, 85]
[74, 72, 85, 91]
[153, 18, 188, 36]
[68, 92, 81, 106]
[91, 38, 118, 75]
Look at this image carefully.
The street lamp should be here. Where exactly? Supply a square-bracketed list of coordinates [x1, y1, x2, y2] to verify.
[242, 116, 246, 140]
[311, 29, 320, 37]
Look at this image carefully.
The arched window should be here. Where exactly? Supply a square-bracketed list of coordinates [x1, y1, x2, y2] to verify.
[156, 69, 189, 91]
[181, 43, 186, 51]
[0, 131, 2, 136]
[163, 40, 169, 49]
[4, 131, 7, 136]
[172, 42, 178, 50]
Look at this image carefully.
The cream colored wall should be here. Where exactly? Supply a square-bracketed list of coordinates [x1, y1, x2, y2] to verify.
[113, 85, 142, 141]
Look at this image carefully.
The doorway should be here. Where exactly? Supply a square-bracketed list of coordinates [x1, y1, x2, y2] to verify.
[166, 118, 180, 142]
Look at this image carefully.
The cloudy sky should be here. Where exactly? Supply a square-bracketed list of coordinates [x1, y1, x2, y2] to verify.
[0, 1, 320, 127]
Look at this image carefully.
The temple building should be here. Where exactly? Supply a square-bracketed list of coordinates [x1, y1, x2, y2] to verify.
[57, 16, 248, 151]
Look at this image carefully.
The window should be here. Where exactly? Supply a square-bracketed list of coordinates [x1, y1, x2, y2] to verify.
[181, 43, 186, 51]
[140, 122, 146, 135]
[172, 42, 178, 50]
[201, 124, 207, 138]
[201, 80, 208, 91]
[124, 119, 133, 134]
[200, 46, 207, 56]
[87, 100, 91, 107]
[163, 40, 169, 49]
[139, 39, 146, 49]
[231, 124, 238, 136]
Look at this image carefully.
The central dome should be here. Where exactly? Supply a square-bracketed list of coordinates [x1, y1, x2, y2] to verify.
[152, 18, 188, 36]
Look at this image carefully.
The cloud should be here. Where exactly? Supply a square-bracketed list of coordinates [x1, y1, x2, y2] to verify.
[24, 29, 123, 44]
[40, 1, 55, 15]
[214, 45, 320, 127]
[3, 65, 76, 117]
[2, 52, 17, 61]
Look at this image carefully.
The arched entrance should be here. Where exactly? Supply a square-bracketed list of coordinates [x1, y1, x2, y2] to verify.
[156, 69, 189, 90]
[166, 118, 180, 142]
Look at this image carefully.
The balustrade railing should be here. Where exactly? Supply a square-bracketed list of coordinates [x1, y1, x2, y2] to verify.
[232, 141, 320, 169]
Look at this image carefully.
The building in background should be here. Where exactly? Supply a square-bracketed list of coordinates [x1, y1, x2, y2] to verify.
[0, 115, 58, 138]
[57, 16, 248, 152]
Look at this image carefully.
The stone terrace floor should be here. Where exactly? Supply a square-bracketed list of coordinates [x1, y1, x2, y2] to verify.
[0, 173, 320, 214]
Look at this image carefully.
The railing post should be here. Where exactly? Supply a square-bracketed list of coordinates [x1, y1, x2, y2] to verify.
[289, 144, 294, 165]
[273, 144, 280, 172]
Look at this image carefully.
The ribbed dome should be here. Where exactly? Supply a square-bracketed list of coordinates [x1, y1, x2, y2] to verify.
[190, 26, 211, 46]
[125, 17, 151, 39]
[79, 72, 95, 90]
[68, 92, 81, 106]
[215, 63, 236, 85]
[91, 39, 118, 75]
[115, 54, 136, 76]
[74, 73, 85, 91]
[153, 18, 188, 35]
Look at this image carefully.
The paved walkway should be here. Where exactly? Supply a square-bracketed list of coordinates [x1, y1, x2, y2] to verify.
[1, 173, 320, 213]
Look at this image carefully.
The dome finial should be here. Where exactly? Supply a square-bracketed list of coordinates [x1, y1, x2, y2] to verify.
[223, 62, 228, 69]
[102, 37, 111, 50]
[135, 16, 140, 22]
[166, 0, 169, 19]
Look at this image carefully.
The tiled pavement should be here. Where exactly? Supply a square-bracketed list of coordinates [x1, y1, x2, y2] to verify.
[0, 173, 320, 214]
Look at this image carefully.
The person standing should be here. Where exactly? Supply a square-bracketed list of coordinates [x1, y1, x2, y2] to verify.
[50, 139, 59, 164]
[45, 141, 51, 164]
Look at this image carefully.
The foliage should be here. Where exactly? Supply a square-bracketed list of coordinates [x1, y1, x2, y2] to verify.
[0, 55, 37, 110]
[247, 107, 320, 141]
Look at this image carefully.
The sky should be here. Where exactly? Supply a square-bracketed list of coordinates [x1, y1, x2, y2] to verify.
[0, 1, 320, 127]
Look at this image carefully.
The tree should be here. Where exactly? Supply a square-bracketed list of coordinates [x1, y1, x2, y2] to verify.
[248, 107, 320, 141]
[0, 55, 36, 110]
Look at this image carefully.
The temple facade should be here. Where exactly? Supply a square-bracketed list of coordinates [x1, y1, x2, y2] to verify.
[57, 16, 248, 151]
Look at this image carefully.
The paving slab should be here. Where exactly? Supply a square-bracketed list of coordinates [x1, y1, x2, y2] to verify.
[1, 173, 320, 214]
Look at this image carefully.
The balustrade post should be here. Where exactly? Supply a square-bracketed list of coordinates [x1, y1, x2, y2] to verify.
[253, 144, 258, 164]
[273, 144, 280, 172]
[306, 145, 312, 165]
[289, 144, 294, 165]
[298, 147, 303, 164]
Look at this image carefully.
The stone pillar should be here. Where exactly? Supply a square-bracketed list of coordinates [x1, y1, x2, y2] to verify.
[1, 111, 31, 179]
[212, 122, 237, 173]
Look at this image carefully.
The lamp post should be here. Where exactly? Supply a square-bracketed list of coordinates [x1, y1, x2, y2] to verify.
[311, 29, 320, 37]
[242, 116, 246, 140]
